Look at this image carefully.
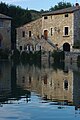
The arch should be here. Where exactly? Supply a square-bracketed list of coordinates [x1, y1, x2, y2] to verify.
[44, 30, 48, 40]
[63, 42, 70, 51]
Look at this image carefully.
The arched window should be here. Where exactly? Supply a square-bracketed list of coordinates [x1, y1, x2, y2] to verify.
[63, 43, 70, 51]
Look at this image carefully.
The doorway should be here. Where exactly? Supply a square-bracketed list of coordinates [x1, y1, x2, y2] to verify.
[63, 43, 70, 51]
[44, 30, 48, 40]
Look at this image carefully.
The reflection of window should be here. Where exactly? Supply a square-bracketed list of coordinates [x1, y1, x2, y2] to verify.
[29, 76, 31, 84]
[22, 76, 25, 83]
[64, 80, 68, 90]
[44, 75, 47, 84]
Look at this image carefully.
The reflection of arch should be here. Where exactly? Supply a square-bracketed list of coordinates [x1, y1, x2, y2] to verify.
[63, 42, 70, 51]
[0, 33, 3, 47]
[44, 30, 48, 40]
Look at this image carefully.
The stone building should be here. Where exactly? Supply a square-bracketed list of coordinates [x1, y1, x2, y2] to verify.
[16, 18, 54, 52]
[0, 13, 12, 50]
[16, 3, 80, 52]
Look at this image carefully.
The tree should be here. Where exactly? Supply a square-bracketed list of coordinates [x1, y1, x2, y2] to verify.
[49, 1, 72, 11]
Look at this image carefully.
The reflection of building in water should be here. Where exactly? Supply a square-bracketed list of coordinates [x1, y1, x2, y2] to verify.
[16, 64, 42, 94]
[41, 69, 73, 103]
[17, 64, 73, 103]
[73, 70, 80, 108]
[0, 62, 11, 98]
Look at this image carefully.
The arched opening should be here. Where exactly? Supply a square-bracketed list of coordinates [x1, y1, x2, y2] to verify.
[63, 42, 70, 51]
[44, 30, 48, 40]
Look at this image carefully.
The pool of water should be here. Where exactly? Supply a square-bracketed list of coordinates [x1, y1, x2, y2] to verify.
[0, 92, 80, 120]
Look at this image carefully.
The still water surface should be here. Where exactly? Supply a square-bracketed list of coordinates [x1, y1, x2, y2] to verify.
[0, 61, 80, 120]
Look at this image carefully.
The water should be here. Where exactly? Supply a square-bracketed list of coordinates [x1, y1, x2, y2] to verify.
[0, 61, 80, 120]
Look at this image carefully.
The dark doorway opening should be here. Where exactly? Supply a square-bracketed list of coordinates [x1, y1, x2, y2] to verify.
[44, 30, 48, 40]
[63, 43, 70, 51]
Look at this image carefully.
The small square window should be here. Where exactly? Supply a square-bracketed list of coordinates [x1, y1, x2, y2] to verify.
[65, 14, 68, 17]
[44, 16, 48, 19]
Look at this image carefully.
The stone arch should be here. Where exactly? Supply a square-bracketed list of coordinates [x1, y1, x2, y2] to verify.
[44, 30, 48, 40]
[0, 33, 3, 47]
[63, 42, 70, 51]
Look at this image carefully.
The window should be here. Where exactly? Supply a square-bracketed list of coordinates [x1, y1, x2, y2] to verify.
[65, 13, 68, 17]
[51, 28, 53, 36]
[64, 80, 68, 90]
[0, 20, 3, 27]
[20, 46, 22, 50]
[44, 16, 48, 19]
[22, 31, 25, 37]
[64, 27, 69, 35]
[29, 31, 31, 37]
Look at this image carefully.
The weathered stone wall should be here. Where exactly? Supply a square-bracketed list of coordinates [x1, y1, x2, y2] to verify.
[16, 18, 42, 50]
[0, 19, 11, 49]
[42, 13, 74, 50]
[74, 9, 80, 45]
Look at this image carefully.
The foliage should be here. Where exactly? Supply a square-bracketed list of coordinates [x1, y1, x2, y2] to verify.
[0, 2, 35, 49]
[0, 48, 10, 59]
[73, 41, 80, 49]
[49, 1, 72, 11]
[52, 50, 65, 62]
[11, 49, 20, 62]
[0, 1, 73, 49]
[21, 51, 41, 64]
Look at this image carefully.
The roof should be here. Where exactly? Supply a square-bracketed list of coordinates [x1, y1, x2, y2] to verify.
[0, 13, 12, 20]
[42, 6, 80, 16]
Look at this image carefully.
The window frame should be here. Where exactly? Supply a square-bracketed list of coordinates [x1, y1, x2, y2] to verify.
[63, 26, 69, 36]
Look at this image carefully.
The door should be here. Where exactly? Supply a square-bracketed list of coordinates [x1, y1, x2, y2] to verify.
[44, 30, 48, 40]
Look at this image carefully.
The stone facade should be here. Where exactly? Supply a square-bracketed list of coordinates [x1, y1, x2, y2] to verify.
[16, 4, 80, 52]
[0, 14, 12, 50]
[16, 18, 54, 52]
